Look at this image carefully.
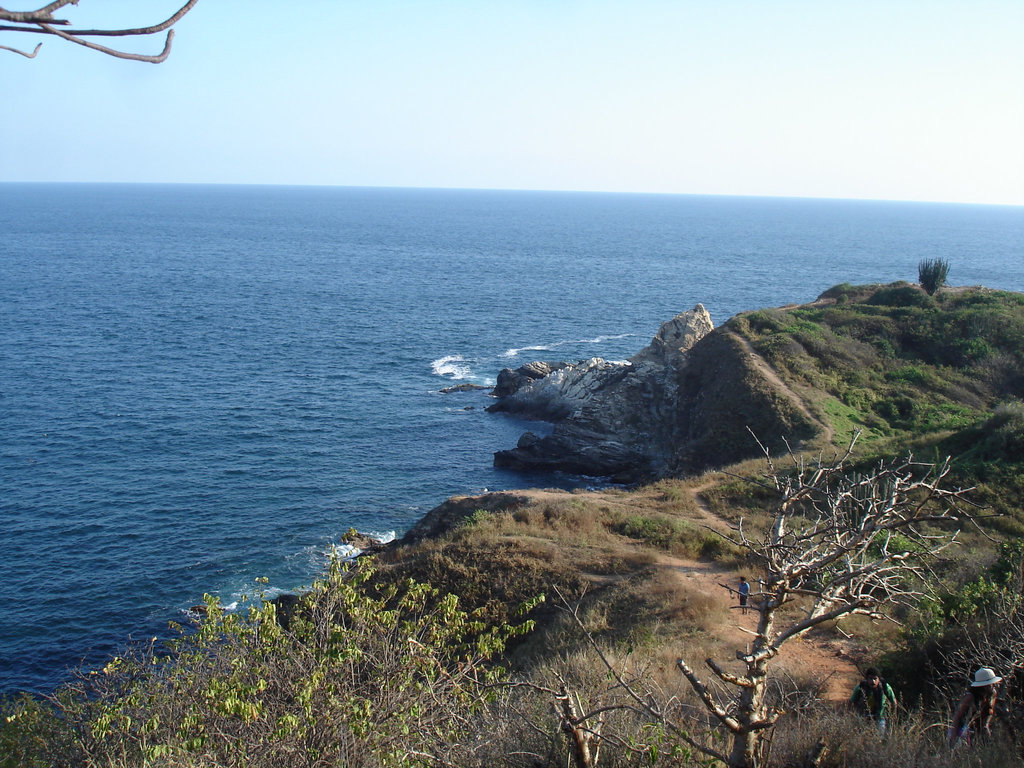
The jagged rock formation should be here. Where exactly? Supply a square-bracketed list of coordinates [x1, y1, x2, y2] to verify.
[491, 361, 572, 399]
[489, 305, 817, 481]
[341, 529, 387, 554]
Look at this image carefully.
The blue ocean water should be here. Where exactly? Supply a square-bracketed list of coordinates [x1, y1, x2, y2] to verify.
[1, 184, 1022, 695]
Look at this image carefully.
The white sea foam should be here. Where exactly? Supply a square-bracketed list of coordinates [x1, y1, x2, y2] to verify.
[329, 529, 397, 561]
[503, 344, 552, 357]
[256, 586, 286, 601]
[431, 354, 472, 379]
[330, 542, 360, 560]
[503, 333, 635, 358]
[212, 530, 400, 616]
[583, 333, 632, 344]
[222, 582, 294, 610]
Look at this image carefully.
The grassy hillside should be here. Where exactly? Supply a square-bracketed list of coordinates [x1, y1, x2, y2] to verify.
[729, 283, 1024, 449]
[728, 283, 1024, 532]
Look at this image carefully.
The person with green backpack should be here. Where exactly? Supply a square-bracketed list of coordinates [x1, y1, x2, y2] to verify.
[850, 667, 897, 734]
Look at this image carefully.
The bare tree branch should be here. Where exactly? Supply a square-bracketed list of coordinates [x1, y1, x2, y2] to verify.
[0, 39, 39, 56]
[677, 659, 743, 732]
[38, 22, 175, 62]
[0, 1, 197, 61]
[706, 657, 756, 689]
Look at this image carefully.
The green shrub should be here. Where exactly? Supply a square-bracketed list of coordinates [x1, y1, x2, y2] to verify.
[0, 694, 69, 768]
[872, 395, 917, 426]
[887, 365, 931, 386]
[956, 337, 994, 364]
[0, 559, 539, 768]
[868, 284, 935, 308]
[818, 282, 857, 301]
[979, 402, 1024, 457]
[613, 514, 680, 549]
[989, 539, 1024, 587]
[818, 283, 881, 304]
[459, 508, 494, 529]
[919, 258, 950, 295]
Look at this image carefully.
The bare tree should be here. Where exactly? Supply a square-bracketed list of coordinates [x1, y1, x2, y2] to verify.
[0, 1, 198, 62]
[674, 434, 979, 767]
[518, 437, 980, 768]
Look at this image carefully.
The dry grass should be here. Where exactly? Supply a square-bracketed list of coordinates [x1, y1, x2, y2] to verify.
[769, 708, 1023, 768]
[370, 449, 1018, 766]
[392, 484, 753, 675]
[829, 612, 902, 651]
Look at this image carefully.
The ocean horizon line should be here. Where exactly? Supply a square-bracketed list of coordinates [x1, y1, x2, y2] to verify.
[2, 180, 1021, 210]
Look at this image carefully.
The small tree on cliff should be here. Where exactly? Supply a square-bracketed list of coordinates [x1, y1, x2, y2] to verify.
[675, 434, 977, 768]
[918, 258, 950, 295]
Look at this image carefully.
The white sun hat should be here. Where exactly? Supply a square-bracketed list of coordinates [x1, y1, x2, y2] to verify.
[971, 667, 1003, 687]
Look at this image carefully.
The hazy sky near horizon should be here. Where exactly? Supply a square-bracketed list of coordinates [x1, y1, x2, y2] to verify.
[3, 1, 1022, 205]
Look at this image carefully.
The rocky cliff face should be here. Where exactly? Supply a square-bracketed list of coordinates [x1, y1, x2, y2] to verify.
[488, 305, 817, 481]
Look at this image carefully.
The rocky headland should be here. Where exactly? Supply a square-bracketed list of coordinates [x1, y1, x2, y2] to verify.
[487, 304, 818, 481]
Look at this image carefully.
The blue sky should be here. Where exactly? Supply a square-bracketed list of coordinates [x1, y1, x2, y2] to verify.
[3, 1, 1022, 205]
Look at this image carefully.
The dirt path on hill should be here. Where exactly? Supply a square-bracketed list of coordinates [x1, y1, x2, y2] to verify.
[687, 479, 728, 531]
[656, 553, 861, 704]
[518, 486, 862, 704]
[722, 328, 836, 447]
[682, 474, 861, 703]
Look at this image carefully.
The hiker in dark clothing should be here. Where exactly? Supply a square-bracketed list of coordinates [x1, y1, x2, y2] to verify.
[737, 576, 750, 614]
[850, 667, 897, 733]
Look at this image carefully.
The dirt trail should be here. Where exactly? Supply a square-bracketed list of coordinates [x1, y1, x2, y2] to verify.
[656, 552, 861, 704]
[687, 479, 728, 530]
[519, 485, 863, 704]
[680, 481, 861, 704]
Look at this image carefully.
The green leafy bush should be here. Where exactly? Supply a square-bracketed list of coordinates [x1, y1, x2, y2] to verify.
[614, 514, 677, 547]
[868, 283, 935, 307]
[0, 558, 539, 767]
[886, 365, 931, 386]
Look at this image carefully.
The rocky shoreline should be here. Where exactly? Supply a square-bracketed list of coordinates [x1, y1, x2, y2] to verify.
[483, 304, 816, 481]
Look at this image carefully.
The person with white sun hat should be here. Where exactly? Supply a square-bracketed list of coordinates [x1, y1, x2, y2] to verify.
[948, 667, 1003, 747]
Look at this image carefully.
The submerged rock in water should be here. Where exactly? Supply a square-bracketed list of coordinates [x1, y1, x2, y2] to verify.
[341, 529, 386, 554]
[439, 383, 488, 393]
